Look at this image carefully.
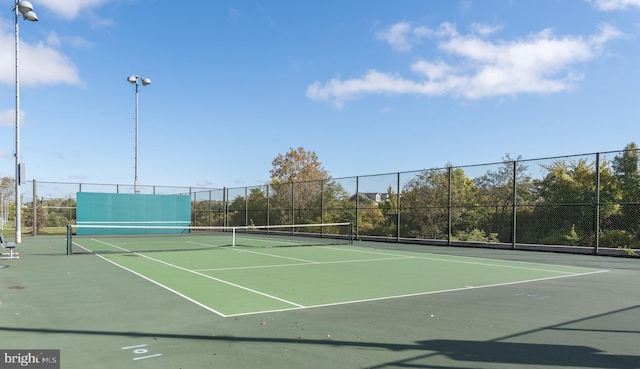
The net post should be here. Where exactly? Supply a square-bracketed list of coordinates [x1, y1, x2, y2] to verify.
[232, 227, 236, 246]
[66, 225, 72, 255]
[349, 222, 354, 245]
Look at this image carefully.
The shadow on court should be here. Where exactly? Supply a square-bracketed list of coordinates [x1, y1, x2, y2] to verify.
[2, 304, 639, 368]
[3, 236, 640, 369]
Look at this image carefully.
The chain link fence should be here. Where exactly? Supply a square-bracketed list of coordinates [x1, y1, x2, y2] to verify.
[16, 149, 640, 255]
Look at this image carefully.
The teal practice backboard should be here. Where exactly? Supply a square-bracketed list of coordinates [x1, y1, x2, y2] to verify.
[76, 192, 191, 235]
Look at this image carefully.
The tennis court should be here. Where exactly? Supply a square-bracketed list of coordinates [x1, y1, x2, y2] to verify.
[1, 235, 639, 368]
[76, 232, 605, 317]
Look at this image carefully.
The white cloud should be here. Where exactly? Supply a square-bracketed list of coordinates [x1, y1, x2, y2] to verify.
[37, 0, 111, 20]
[0, 147, 11, 159]
[589, 0, 640, 10]
[470, 23, 504, 36]
[0, 110, 15, 127]
[46, 31, 62, 47]
[376, 22, 413, 51]
[0, 32, 82, 87]
[47, 31, 93, 49]
[307, 23, 623, 108]
[0, 20, 82, 87]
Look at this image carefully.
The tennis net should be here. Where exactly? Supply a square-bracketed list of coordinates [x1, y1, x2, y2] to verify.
[66, 222, 353, 255]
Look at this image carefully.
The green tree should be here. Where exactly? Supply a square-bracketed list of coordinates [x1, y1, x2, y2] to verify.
[43, 197, 77, 226]
[401, 167, 478, 239]
[246, 187, 268, 226]
[24, 200, 49, 232]
[474, 155, 534, 242]
[379, 185, 398, 215]
[371, 185, 399, 237]
[531, 158, 620, 245]
[321, 180, 355, 226]
[612, 143, 640, 236]
[192, 198, 224, 227]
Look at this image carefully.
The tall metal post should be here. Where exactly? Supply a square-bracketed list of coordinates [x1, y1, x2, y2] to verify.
[14, 1, 39, 243]
[594, 153, 601, 254]
[14, 1, 21, 243]
[512, 161, 517, 250]
[447, 167, 452, 246]
[134, 81, 139, 193]
[127, 75, 151, 194]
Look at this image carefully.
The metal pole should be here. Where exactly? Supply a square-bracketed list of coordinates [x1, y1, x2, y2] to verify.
[447, 167, 452, 246]
[14, 1, 21, 243]
[512, 161, 517, 250]
[134, 81, 139, 193]
[397, 172, 401, 242]
[355, 176, 359, 240]
[594, 153, 601, 254]
[32, 179, 36, 236]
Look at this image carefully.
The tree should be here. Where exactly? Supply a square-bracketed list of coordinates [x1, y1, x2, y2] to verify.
[270, 147, 329, 183]
[474, 155, 535, 242]
[531, 158, 620, 245]
[612, 142, 640, 236]
[1, 177, 17, 222]
[320, 180, 355, 226]
[401, 167, 478, 239]
[246, 187, 268, 226]
[269, 147, 330, 225]
[379, 185, 398, 215]
[24, 200, 49, 232]
[1, 177, 14, 200]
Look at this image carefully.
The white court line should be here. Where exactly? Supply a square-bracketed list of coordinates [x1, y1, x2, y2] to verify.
[108, 248, 305, 308]
[224, 269, 610, 318]
[121, 344, 148, 350]
[95, 253, 229, 317]
[87, 239, 305, 317]
[186, 240, 319, 264]
[194, 256, 414, 272]
[322, 246, 608, 275]
[133, 354, 162, 361]
[84, 240, 610, 318]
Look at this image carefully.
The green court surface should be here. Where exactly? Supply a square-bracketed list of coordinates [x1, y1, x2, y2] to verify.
[1, 236, 639, 368]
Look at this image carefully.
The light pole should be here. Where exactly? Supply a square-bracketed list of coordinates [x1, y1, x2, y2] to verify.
[127, 75, 151, 194]
[14, 1, 38, 243]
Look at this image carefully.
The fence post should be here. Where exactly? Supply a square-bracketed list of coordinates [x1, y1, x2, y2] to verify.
[32, 179, 37, 236]
[447, 167, 452, 246]
[206, 190, 211, 227]
[355, 176, 360, 240]
[223, 187, 227, 227]
[321, 180, 325, 236]
[245, 187, 248, 226]
[512, 161, 517, 250]
[291, 182, 295, 225]
[397, 172, 401, 242]
[594, 153, 601, 255]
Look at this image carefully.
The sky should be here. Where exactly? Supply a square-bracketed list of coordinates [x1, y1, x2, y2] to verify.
[1, 0, 640, 194]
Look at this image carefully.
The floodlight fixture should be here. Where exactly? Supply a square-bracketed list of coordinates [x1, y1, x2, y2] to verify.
[17, 1, 38, 21]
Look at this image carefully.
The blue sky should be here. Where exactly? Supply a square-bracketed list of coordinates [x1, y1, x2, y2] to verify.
[1, 0, 639, 192]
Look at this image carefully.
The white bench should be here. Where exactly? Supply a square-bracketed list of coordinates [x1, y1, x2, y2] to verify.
[0, 234, 18, 259]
